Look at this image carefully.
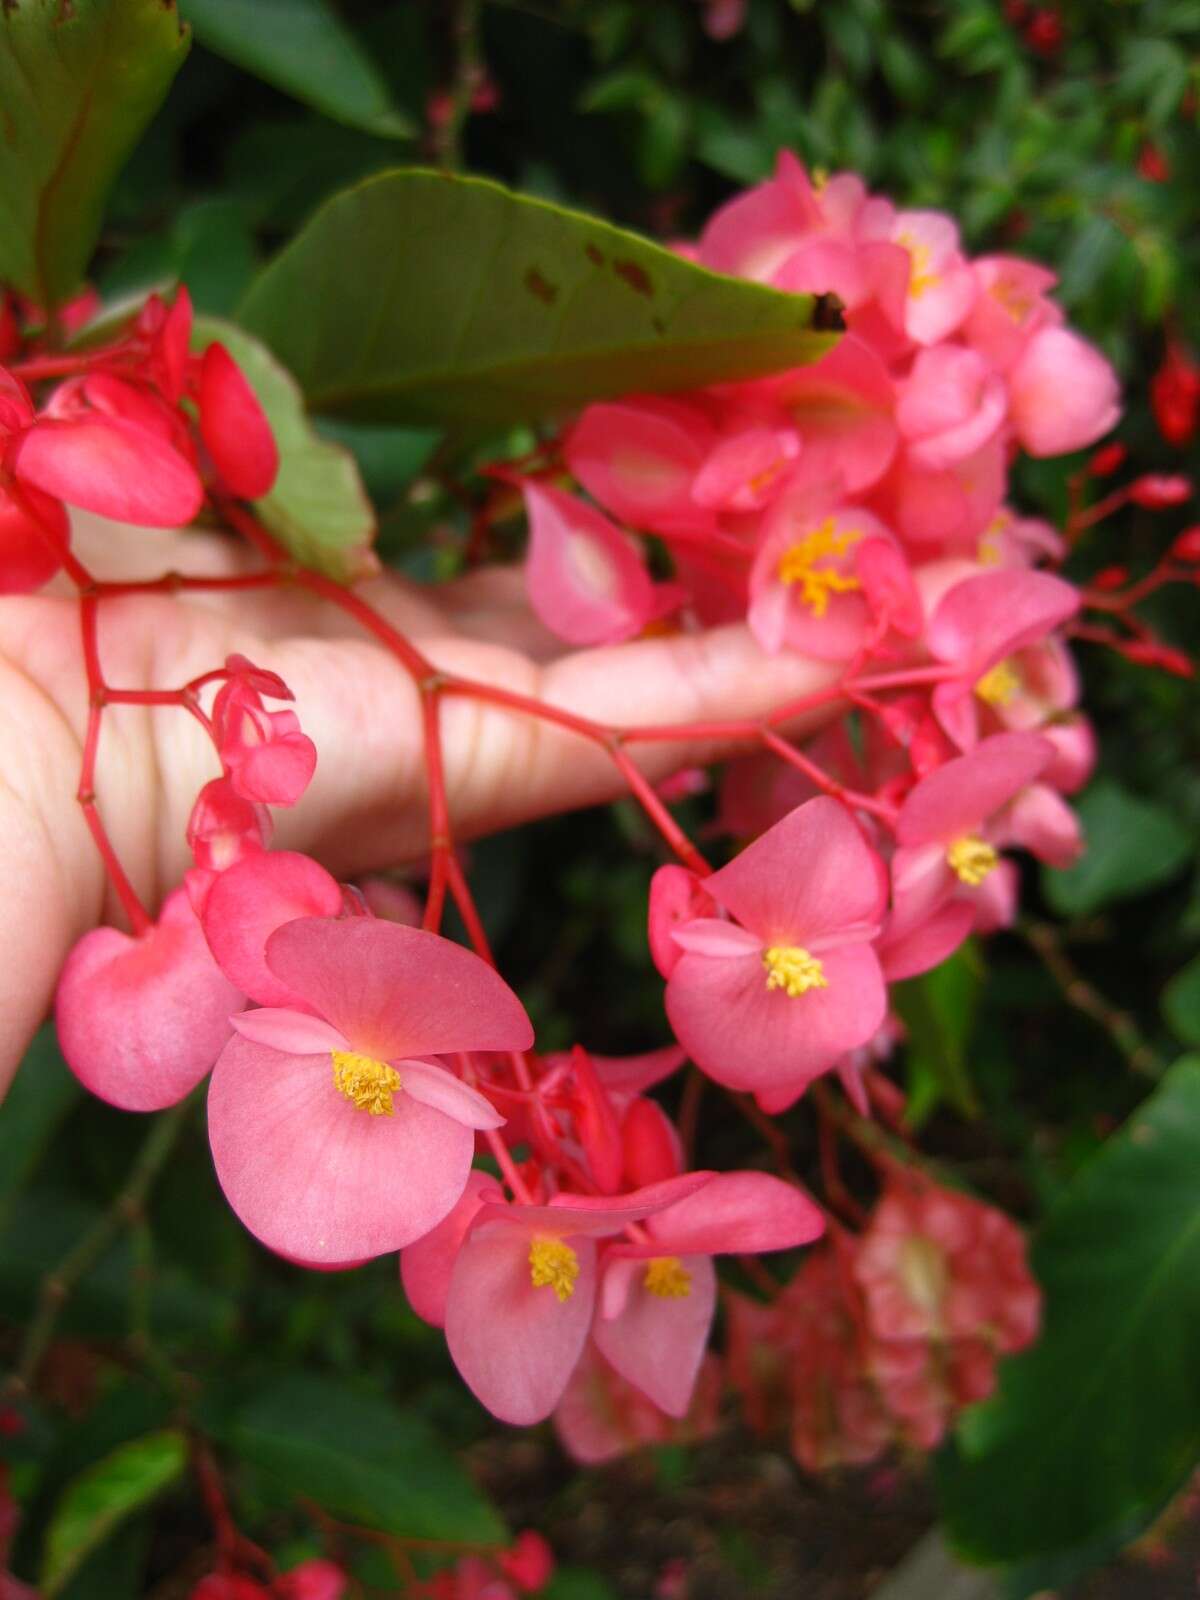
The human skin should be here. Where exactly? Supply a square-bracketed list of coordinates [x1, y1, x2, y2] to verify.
[0, 514, 838, 1101]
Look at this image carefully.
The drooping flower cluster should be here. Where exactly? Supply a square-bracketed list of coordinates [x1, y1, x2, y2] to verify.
[36, 151, 1195, 1484]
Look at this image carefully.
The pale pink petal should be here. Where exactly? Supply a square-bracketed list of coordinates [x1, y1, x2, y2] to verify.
[666, 940, 887, 1093]
[593, 1253, 716, 1417]
[670, 918, 762, 958]
[229, 1008, 350, 1054]
[565, 400, 712, 531]
[646, 1170, 825, 1254]
[647, 864, 715, 979]
[1009, 327, 1120, 456]
[928, 569, 1081, 674]
[202, 850, 343, 1006]
[997, 783, 1084, 868]
[774, 336, 898, 493]
[400, 1171, 502, 1327]
[445, 1219, 597, 1423]
[263, 917, 533, 1059]
[472, 1172, 715, 1242]
[397, 1058, 505, 1131]
[704, 796, 887, 942]
[896, 732, 1054, 847]
[522, 481, 664, 646]
[56, 887, 243, 1112]
[878, 900, 975, 982]
[208, 1035, 475, 1262]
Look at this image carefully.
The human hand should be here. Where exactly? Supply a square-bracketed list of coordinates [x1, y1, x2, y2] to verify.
[0, 512, 838, 1098]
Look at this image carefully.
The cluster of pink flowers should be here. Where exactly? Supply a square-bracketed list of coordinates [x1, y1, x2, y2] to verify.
[190, 1558, 346, 1600]
[40, 149, 1178, 1477]
[728, 1175, 1039, 1469]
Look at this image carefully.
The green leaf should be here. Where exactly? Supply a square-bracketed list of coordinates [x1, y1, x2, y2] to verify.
[0, 0, 190, 308]
[1041, 779, 1192, 917]
[1164, 955, 1200, 1046]
[541, 1571, 621, 1600]
[192, 314, 376, 581]
[40, 1430, 187, 1597]
[0, 1027, 79, 1229]
[937, 1056, 1200, 1566]
[237, 168, 836, 428]
[892, 942, 982, 1124]
[219, 1373, 506, 1544]
[181, 0, 411, 139]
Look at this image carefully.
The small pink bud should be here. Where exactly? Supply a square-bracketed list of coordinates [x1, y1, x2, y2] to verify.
[1128, 473, 1192, 508]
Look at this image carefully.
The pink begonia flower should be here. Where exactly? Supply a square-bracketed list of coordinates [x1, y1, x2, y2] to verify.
[691, 424, 801, 512]
[208, 917, 533, 1265]
[875, 896, 977, 985]
[442, 1173, 712, 1424]
[895, 346, 1007, 471]
[961, 255, 1062, 373]
[56, 887, 245, 1112]
[976, 505, 1066, 567]
[212, 676, 317, 807]
[891, 731, 1053, 930]
[871, 435, 1007, 557]
[186, 777, 271, 877]
[767, 336, 898, 494]
[698, 150, 826, 282]
[520, 481, 683, 646]
[15, 375, 204, 527]
[1008, 326, 1121, 456]
[276, 1560, 348, 1600]
[402, 1170, 503, 1327]
[927, 568, 1081, 749]
[995, 781, 1084, 869]
[884, 210, 977, 345]
[202, 849, 345, 1007]
[748, 495, 903, 660]
[594, 1171, 824, 1415]
[565, 398, 715, 533]
[359, 875, 423, 925]
[197, 342, 279, 500]
[664, 797, 887, 1096]
[498, 1531, 555, 1595]
[553, 1341, 721, 1465]
[976, 635, 1079, 737]
[0, 479, 69, 594]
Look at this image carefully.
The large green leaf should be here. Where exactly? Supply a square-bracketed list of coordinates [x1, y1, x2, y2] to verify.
[40, 1430, 187, 1597]
[892, 942, 982, 1124]
[0, 0, 190, 308]
[219, 1372, 506, 1544]
[937, 1056, 1200, 1566]
[192, 314, 376, 581]
[1041, 779, 1192, 917]
[1163, 954, 1200, 1047]
[180, 0, 411, 139]
[237, 168, 836, 426]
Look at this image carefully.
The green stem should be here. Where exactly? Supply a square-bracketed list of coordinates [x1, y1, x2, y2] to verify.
[3, 1097, 193, 1397]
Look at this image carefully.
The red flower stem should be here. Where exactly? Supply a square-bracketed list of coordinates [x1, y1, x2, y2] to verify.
[817, 1097, 868, 1227]
[1068, 484, 1132, 533]
[76, 595, 153, 935]
[606, 739, 712, 874]
[95, 571, 283, 599]
[1083, 565, 1180, 611]
[482, 1126, 533, 1203]
[760, 728, 898, 824]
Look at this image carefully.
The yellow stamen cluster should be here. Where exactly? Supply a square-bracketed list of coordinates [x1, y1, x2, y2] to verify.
[331, 1050, 402, 1116]
[898, 235, 939, 298]
[946, 835, 999, 887]
[776, 518, 862, 617]
[974, 658, 1021, 707]
[762, 945, 828, 998]
[529, 1236, 580, 1302]
[644, 1256, 693, 1299]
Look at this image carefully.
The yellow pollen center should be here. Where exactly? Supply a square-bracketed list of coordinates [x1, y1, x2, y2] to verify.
[946, 835, 999, 887]
[898, 236, 939, 298]
[974, 658, 1021, 706]
[776, 518, 862, 617]
[331, 1050, 402, 1116]
[528, 1236, 580, 1302]
[644, 1256, 693, 1298]
[763, 945, 828, 998]
[991, 277, 1034, 323]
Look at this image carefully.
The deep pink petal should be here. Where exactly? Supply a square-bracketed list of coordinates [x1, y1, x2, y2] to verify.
[445, 1219, 597, 1423]
[398, 1058, 505, 1130]
[666, 941, 886, 1093]
[879, 900, 975, 981]
[199, 342, 279, 499]
[263, 917, 533, 1059]
[588, 1043, 687, 1095]
[400, 1171, 502, 1327]
[202, 851, 343, 1007]
[473, 1172, 715, 1242]
[896, 732, 1054, 847]
[16, 416, 203, 526]
[704, 796, 887, 942]
[208, 1035, 475, 1262]
[0, 481, 68, 594]
[593, 1253, 716, 1417]
[565, 399, 711, 531]
[928, 569, 1080, 673]
[56, 888, 243, 1112]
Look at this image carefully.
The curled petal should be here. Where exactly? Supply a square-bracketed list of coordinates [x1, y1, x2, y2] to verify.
[198, 342, 279, 499]
[202, 851, 344, 1007]
[16, 416, 203, 526]
[229, 1008, 351, 1054]
[397, 1058, 505, 1131]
